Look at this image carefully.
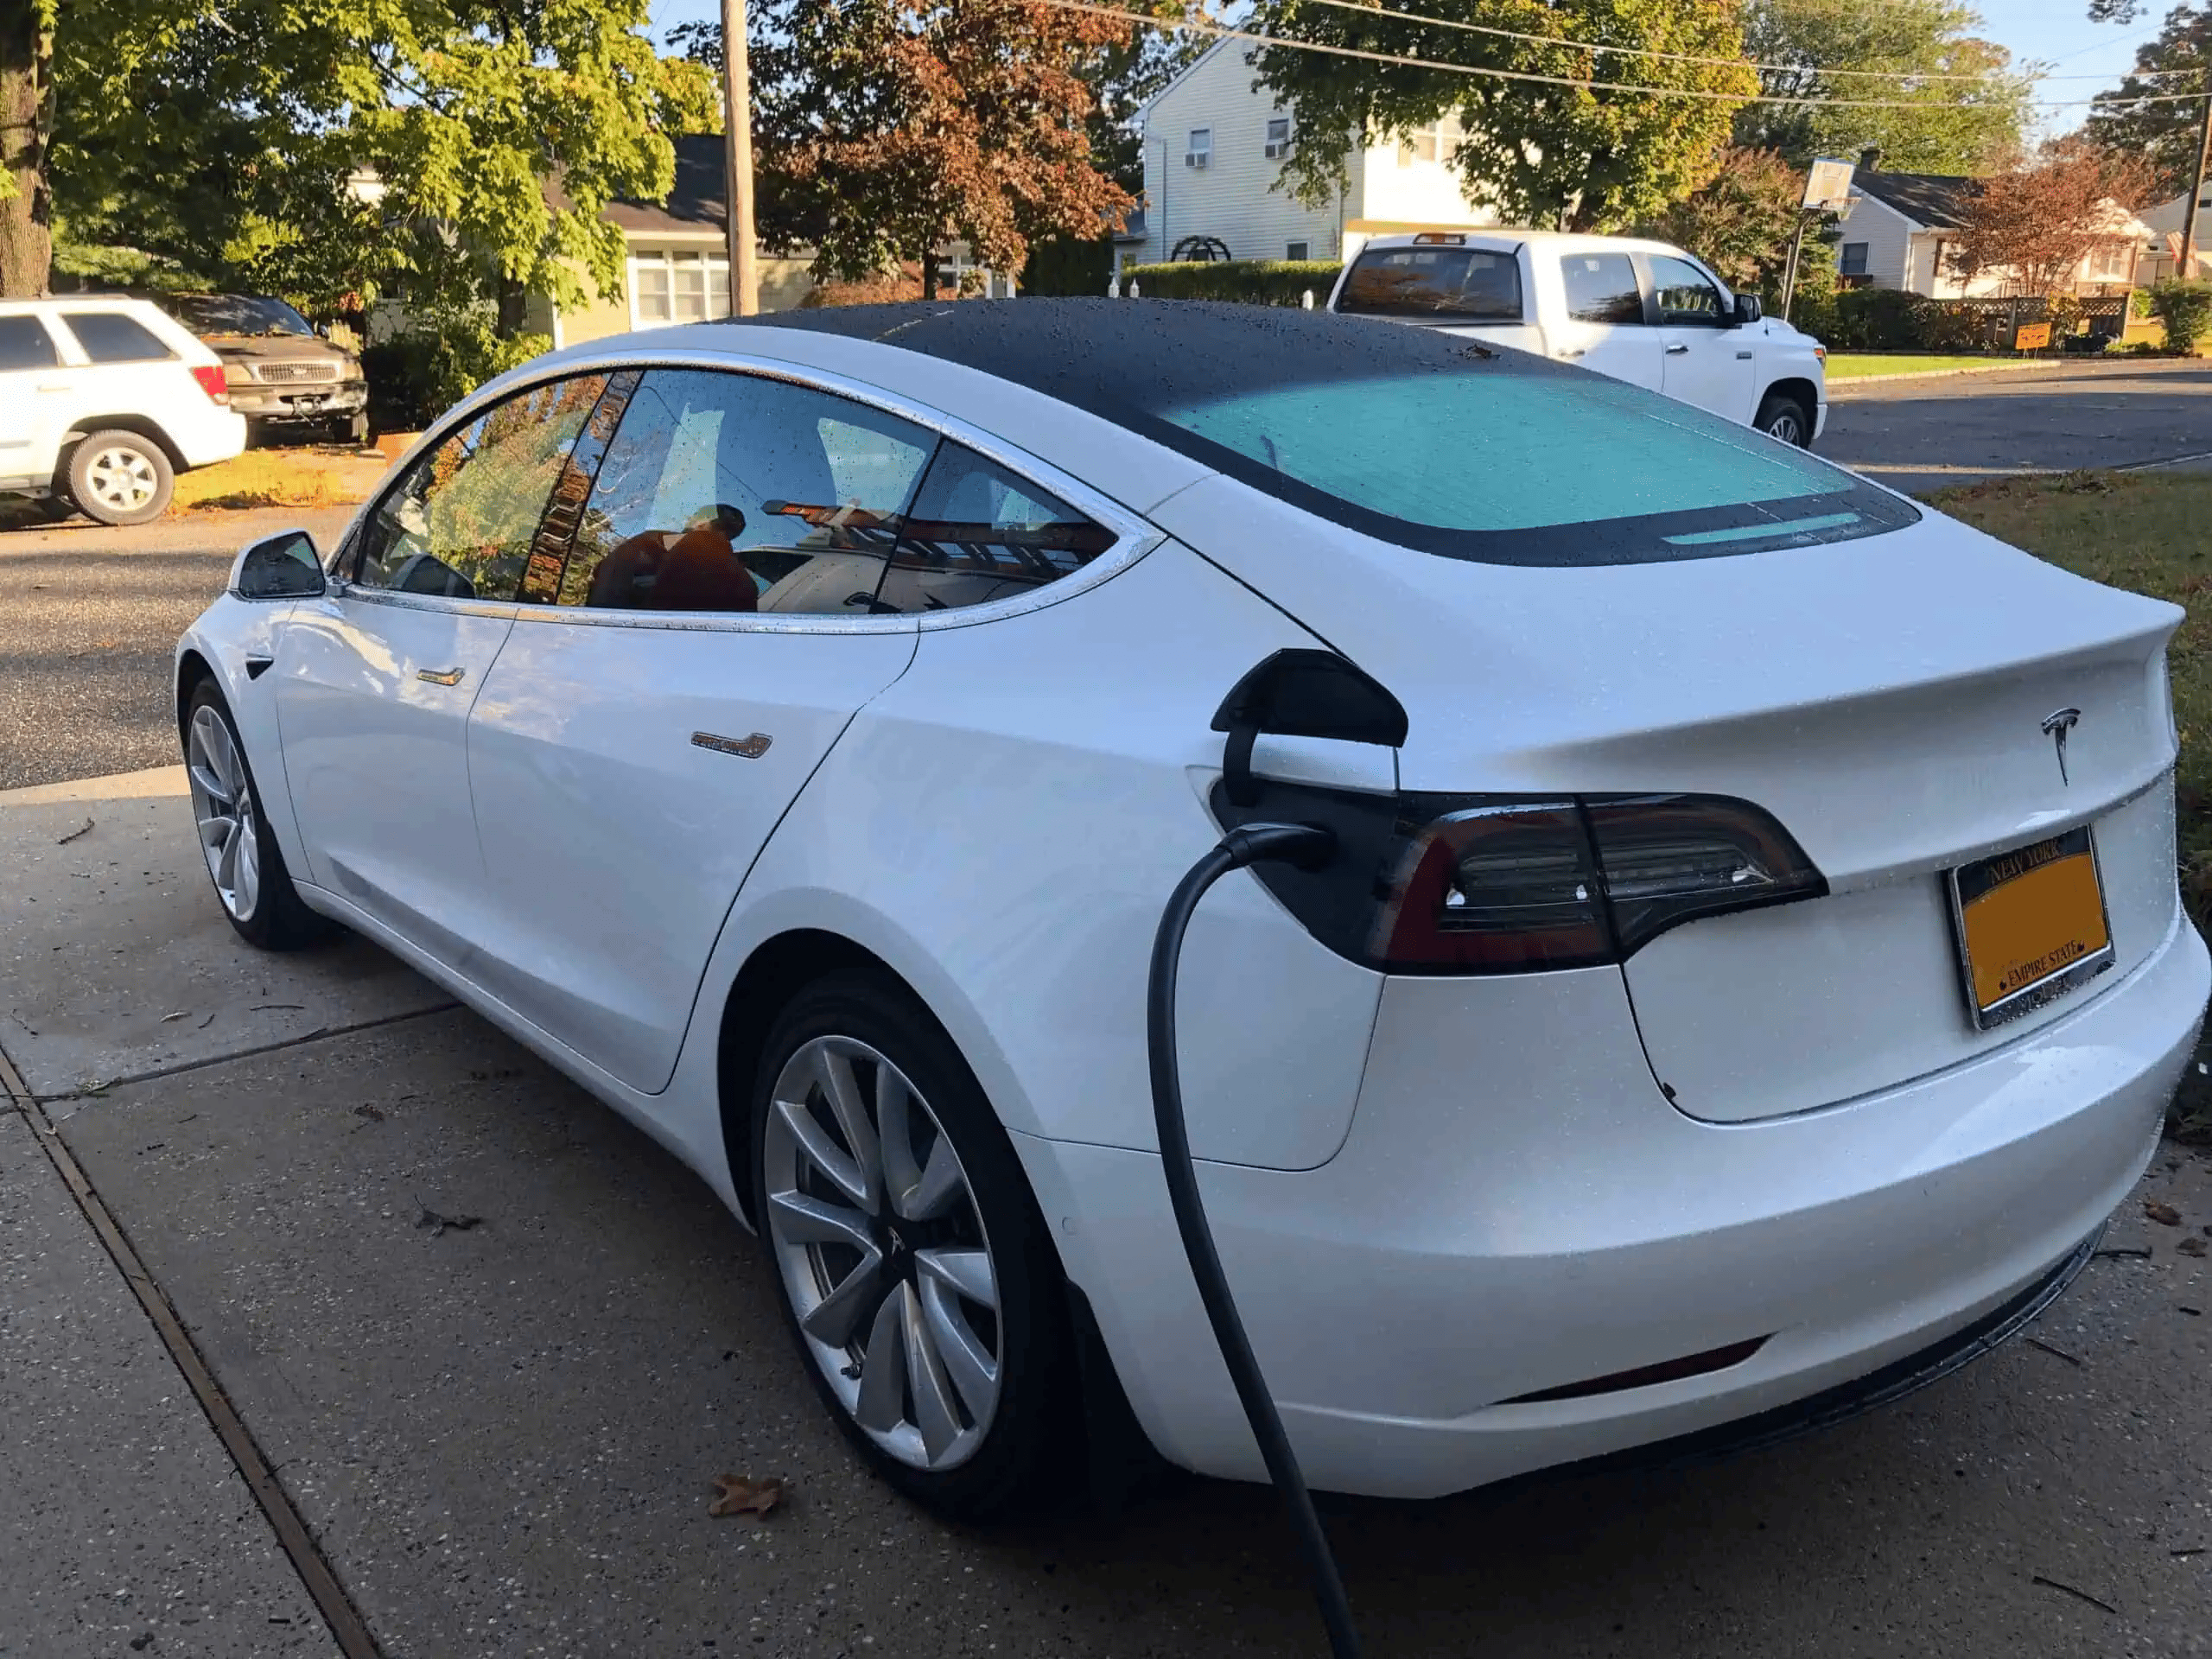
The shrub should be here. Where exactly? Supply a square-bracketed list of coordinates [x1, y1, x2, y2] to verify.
[1021, 237, 1116, 297]
[1120, 258, 1343, 306]
[2148, 281, 2212, 353]
[361, 298, 549, 431]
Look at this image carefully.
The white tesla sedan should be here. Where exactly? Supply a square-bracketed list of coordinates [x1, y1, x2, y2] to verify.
[176, 301, 2209, 1520]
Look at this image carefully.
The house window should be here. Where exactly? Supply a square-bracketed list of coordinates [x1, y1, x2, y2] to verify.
[1287, 240, 1311, 261]
[1265, 117, 1292, 159]
[2088, 240, 2133, 282]
[1186, 128, 1211, 169]
[628, 248, 732, 327]
[1840, 242, 1868, 276]
[1398, 121, 1446, 166]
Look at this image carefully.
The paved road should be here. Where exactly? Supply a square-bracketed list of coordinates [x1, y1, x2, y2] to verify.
[1821, 358, 2212, 491]
[3, 775, 2211, 1657]
[0, 507, 354, 791]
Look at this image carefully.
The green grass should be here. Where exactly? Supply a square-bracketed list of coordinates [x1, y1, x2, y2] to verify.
[1824, 353, 2008, 380]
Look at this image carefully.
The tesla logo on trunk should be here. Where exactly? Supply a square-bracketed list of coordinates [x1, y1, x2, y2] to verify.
[2042, 707, 2081, 786]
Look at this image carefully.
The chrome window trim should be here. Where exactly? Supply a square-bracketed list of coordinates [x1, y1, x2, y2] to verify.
[335, 346, 1165, 638]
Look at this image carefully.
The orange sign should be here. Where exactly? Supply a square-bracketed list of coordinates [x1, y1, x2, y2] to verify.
[2014, 321, 2053, 351]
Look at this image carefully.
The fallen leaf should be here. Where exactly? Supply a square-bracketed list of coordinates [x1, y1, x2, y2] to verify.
[2182, 1237, 2209, 1258]
[414, 1205, 482, 1238]
[160, 1010, 188, 1022]
[2145, 1200, 2183, 1226]
[354, 1103, 386, 1122]
[709, 1474, 785, 1519]
[56, 819, 92, 845]
[251, 1002, 306, 1013]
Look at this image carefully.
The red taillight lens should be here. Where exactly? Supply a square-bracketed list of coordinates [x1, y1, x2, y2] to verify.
[190, 364, 229, 404]
[1217, 784, 1825, 975]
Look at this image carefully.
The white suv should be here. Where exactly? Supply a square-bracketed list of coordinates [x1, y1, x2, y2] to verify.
[1329, 230, 1828, 446]
[0, 297, 248, 524]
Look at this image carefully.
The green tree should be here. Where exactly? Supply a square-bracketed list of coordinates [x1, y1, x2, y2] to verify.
[1636, 146, 1822, 298]
[679, 0, 1135, 295]
[1251, 0, 1758, 233]
[1734, 0, 2031, 175]
[2086, 6, 2212, 203]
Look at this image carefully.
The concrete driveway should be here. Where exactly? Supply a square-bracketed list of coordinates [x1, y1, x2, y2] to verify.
[1821, 359, 2212, 492]
[5, 766, 2212, 1658]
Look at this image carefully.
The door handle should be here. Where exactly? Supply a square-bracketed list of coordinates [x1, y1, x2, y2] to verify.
[416, 666, 466, 687]
[1555, 348, 1586, 359]
[245, 653, 275, 681]
[1665, 344, 1690, 356]
[35, 380, 68, 392]
[1735, 349, 1754, 359]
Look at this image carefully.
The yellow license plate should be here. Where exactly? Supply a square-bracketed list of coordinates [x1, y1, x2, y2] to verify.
[1948, 827, 2114, 1030]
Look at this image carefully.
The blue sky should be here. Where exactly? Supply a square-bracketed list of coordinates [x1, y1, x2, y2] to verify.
[645, 0, 2176, 131]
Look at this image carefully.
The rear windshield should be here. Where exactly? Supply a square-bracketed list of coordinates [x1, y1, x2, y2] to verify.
[1338, 245, 1523, 321]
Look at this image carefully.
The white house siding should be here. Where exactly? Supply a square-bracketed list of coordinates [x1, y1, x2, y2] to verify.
[1134, 41, 1492, 264]
[1834, 194, 1916, 289]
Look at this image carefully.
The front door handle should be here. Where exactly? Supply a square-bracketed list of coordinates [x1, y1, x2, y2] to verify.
[416, 666, 466, 687]
[1665, 343, 1690, 356]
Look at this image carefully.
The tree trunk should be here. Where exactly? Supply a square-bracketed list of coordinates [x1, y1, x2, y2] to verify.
[495, 271, 530, 340]
[0, 4, 53, 298]
[919, 249, 939, 301]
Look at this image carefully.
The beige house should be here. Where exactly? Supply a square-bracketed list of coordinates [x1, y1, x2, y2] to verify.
[1834, 168, 2152, 298]
[1129, 38, 1495, 268]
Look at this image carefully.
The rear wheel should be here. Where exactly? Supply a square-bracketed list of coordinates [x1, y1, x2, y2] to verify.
[1754, 391, 1814, 448]
[68, 429, 174, 524]
[183, 682, 327, 950]
[752, 970, 1076, 1520]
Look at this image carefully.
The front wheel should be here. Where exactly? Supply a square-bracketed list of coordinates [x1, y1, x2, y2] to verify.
[68, 429, 174, 524]
[1753, 391, 1815, 448]
[183, 683, 328, 950]
[752, 971, 1077, 1520]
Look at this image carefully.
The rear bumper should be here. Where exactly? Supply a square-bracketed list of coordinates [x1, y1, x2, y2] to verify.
[1024, 900, 2206, 1498]
[175, 410, 248, 469]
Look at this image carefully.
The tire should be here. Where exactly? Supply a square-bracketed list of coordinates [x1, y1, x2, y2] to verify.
[344, 410, 370, 446]
[1753, 391, 1814, 448]
[181, 681, 328, 950]
[751, 969, 1076, 1521]
[67, 429, 174, 525]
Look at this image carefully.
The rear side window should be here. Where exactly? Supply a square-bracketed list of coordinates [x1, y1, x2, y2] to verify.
[0, 315, 57, 370]
[884, 446, 1115, 613]
[61, 311, 175, 363]
[1560, 254, 1643, 324]
[353, 374, 611, 601]
[1339, 246, 1522, 321]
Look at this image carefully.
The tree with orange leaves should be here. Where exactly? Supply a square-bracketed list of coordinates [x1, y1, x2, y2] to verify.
[680, 0, 1135, 296]
[1945, 138, 2157, 296]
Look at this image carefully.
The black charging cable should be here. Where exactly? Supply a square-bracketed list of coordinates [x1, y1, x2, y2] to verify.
[1147, 821, 1362, 1659]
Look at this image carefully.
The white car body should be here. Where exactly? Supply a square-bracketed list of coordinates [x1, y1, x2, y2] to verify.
[0, 296, 246, 496]
[1327, 229, 1829, 444]
[175, 303, 2203, 1506]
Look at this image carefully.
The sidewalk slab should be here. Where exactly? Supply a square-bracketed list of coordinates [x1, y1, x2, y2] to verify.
[55, 1005, 2212, 1657]
[0, 1109, 335, 1658]
[0, 782, 448, 1100]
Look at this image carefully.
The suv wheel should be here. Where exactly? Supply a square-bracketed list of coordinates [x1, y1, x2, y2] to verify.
[1753, 391, 1814, 448]
[752, 970, 1077, 1520]
[69, 429, 175, 525]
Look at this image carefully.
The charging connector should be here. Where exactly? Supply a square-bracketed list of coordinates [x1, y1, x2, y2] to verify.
[1147, 820, 1360, 1659]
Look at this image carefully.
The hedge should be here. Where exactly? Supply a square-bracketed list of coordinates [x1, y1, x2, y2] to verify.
[1117, 258, 1343, 306]
[2148, 281, 2212, 354]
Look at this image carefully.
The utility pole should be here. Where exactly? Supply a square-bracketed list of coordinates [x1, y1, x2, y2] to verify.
[2181, 79, 2212, 283]
[720, 0, 759, 317]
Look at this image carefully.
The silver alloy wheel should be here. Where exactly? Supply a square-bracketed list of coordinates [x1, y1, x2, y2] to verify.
[763, 1035, 1001, 1471]
[186, 704, 261, 921]
[1762, 405, 1807, 447]
[81, 442, 161, 514]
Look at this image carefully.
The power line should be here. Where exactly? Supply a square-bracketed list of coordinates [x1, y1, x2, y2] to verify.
[1037, 0, 2212, 109]
[1298, 0, 2082, 84]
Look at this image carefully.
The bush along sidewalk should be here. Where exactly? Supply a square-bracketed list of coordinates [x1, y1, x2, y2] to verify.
[1118, 258, 1343, 305]
[2148, 281, 2212, 355]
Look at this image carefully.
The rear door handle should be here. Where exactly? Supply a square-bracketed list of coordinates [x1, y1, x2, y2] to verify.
[1735, 349, 1754, 359]
[35, 380, 69, 392]
[1665, 344, 1690, 356]
[416, 666, 466, 687]
[245, 653, 275, 681]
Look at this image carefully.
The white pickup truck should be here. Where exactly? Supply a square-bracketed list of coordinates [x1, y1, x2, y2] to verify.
[1327, 230, 1828, 447]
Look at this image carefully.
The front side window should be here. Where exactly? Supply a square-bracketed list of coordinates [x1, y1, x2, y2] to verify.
[1338, 245, 1522, 321]
[0, 315, 58, 371]
[353, 374, 611, 601]
[61, 311, 175, 364]
[1560, 254, 1644, 324]
[1648, 254, 1726, 324]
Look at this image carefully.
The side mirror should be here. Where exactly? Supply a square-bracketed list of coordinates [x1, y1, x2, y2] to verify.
[1734, 292, 1764, 325]
[1211, 648, 1408, 806]
[230, 529, 326, 601]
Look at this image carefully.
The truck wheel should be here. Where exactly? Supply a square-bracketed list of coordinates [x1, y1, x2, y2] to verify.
[1753, 391, 1813, 448]
[345, 411, 370, 447]
[68, 430, 174, 525]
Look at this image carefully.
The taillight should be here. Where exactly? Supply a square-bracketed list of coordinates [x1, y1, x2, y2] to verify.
[190, 364, 229, 404]
[1217, 783, 1825, 975]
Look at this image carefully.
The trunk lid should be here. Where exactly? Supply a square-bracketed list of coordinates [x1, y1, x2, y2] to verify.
[1151, 477, 2185, 1120]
